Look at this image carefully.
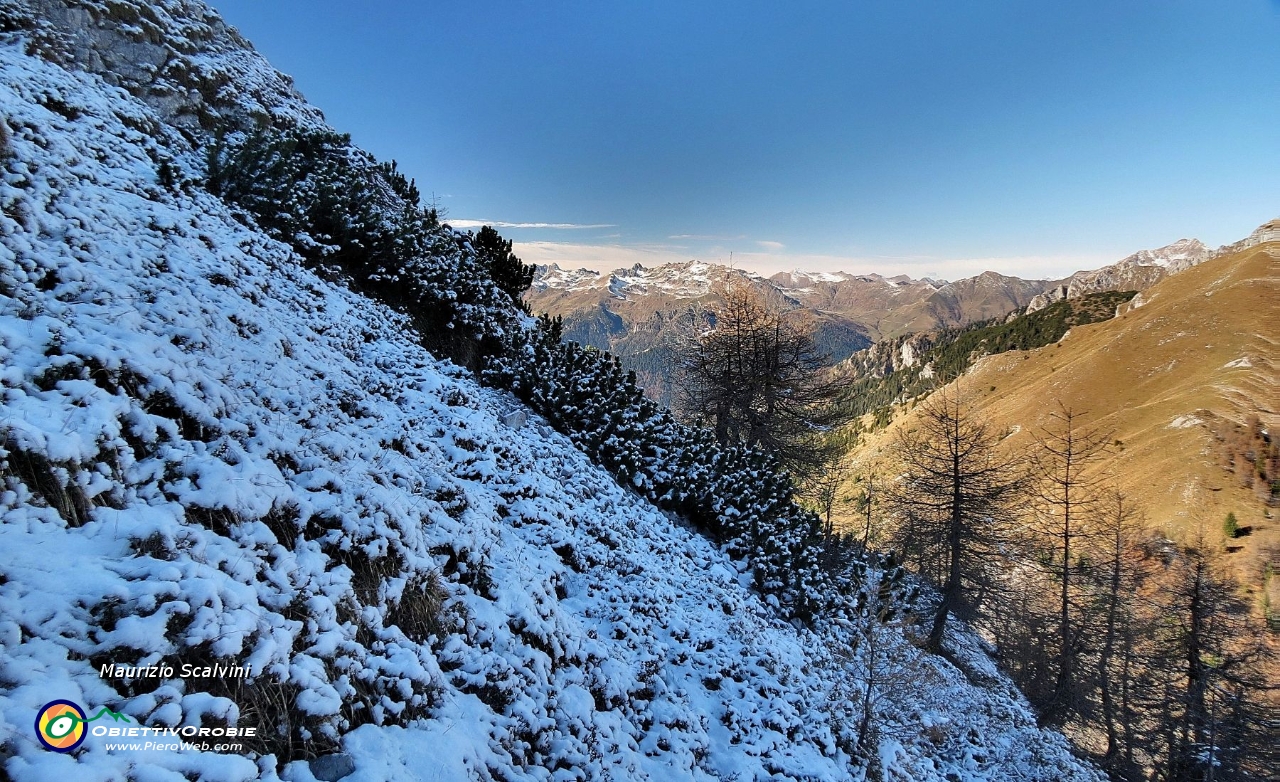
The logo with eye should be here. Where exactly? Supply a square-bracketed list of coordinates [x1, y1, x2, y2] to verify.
[35, 700, 87, 752]
[34, 700, 131, 752]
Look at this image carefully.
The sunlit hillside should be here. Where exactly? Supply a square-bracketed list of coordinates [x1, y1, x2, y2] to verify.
[843, 238, 1278, 591]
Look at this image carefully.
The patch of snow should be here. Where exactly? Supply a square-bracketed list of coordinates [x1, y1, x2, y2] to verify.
[531, 265, 606, 293]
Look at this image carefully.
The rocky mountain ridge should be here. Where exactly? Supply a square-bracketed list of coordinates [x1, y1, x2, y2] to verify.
[527, 260, 1055, 403]
[531, 260, 1052, 344]
[1024, 222, 1280, 313]
[1024, 237, 1211, 313]
[529, 219, 1276, 408]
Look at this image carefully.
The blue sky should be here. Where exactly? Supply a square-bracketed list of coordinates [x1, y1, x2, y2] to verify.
[213, 1, 1279, 280]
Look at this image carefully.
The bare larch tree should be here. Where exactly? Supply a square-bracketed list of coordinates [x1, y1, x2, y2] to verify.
[888, 386, 1024, 652]
[675, 276, 839, 476]
[1026, 403, 1111, 723]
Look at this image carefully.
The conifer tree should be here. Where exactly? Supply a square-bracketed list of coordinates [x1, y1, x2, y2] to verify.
[473, 225, 535, 306]
[888, 386, 1023, 652]
[675, 276, 839, 476]
[1027, 403, 1111, 723]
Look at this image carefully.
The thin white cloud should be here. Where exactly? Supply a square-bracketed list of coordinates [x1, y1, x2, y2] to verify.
[667, 233, 746, 241]
[448, 219, 615, 230]
[755, 240, 785, 251]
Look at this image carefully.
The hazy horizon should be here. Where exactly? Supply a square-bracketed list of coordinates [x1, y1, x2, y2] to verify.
[505, 237, 1178, 283]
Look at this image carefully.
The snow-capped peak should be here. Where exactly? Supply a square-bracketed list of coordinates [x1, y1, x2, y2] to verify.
[1120, 238, 1211, 270]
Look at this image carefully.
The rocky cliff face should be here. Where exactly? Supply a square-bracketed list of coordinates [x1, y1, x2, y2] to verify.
[1025, 238, 1212, 313]
[1, 0, 324, 137]
[1213, 218, 1280, 257]
[840, 331, 937, 381]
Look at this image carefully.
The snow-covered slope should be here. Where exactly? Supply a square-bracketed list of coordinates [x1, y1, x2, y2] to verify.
[0, 7, 1101, 781]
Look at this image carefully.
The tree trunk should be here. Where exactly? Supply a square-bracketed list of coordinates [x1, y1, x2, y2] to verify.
[1098, 524, 1121, 763]
[1119, 619, 1136, 773]
[928, 441, 965, 652]
[862, 479, 874, 549]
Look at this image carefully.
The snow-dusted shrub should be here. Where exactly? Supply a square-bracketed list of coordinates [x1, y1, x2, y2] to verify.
[199, 117, 880, 624]
[205, 126, 521, 367]
[490, 315, 868, 620]
[473, 224, 535, 310]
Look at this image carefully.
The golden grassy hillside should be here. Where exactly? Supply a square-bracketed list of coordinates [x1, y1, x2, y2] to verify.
[843, 241, 1278, 590]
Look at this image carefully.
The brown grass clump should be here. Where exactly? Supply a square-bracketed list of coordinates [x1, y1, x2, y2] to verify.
[387, 570, 448, 645]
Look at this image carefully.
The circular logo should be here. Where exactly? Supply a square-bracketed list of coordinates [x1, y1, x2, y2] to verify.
[35, 700, 87, 753]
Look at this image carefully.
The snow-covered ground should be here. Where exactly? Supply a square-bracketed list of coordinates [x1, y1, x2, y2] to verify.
[0, 10, 1102, 781]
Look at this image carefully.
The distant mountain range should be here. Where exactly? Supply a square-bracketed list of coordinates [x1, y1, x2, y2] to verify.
[527, 262, 1053, 403]
[524, 221, 1278, 404]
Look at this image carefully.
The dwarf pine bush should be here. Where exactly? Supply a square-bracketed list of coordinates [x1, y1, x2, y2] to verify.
[1223, 512, 1239, 539]
[489, 316, 872, 620]
[206, 126, 520, 366]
